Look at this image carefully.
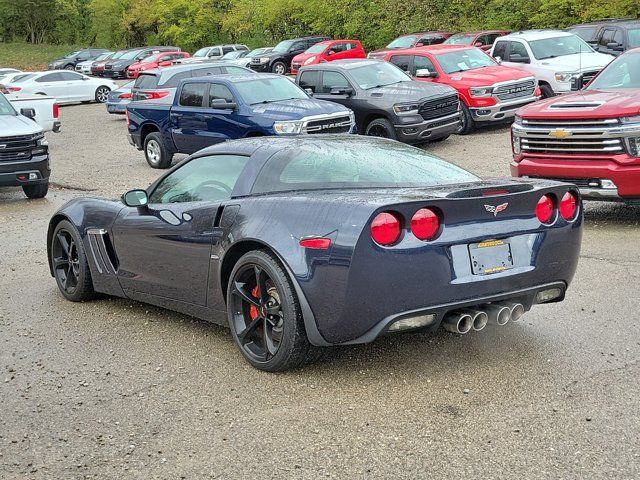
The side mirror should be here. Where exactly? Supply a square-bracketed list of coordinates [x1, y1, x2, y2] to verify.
[509, 55, 530, 64]
[330, 86, 353, 96]
[82, 76, 90, 80]
[304, 87, 314, 95]
[158, 61, 172, 67]
[122, 189, 148, 207]
[495, 56, 502, 63]
[210, 98, 237, 110]
[327, 50, 335, 56]
[415, 68, 437, 78]
[607, 42, 624, 51]
[415, 42, 424, 47]
[20, 108, 36, 119]
[475, 42, 483, 47]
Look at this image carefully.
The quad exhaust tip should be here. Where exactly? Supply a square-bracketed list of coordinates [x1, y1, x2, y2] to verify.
[442, 302, 525, 334]
[442, 312, 473, 335]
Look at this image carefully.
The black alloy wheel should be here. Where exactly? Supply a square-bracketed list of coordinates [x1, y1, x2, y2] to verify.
[364, 118, 397, 140]
[227, 250, 315, 371]
[50, 220, 96, 302]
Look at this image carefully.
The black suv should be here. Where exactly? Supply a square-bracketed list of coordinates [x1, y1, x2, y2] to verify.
[567, 18, 640, 56]
[250, 36, 329, 74]
[103, 46, 180, 79]
[48, 48, 109, 70]
[296, 59, 461, 144]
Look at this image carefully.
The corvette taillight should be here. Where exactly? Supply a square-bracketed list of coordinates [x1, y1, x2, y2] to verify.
[536, 194, 555, 224]
[410, 208, 440, 241]
[371, 212, 401, 246]
[53, 103, 59, 119]
[559, 191, 578, 220]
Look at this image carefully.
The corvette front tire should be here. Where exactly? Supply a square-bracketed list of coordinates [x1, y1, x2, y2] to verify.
[227, 250, 316, 372]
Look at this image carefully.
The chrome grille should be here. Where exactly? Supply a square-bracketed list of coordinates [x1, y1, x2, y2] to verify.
[493, 79, 536, 101]
[305, 116, 352, 134]
[419, 94, 458, 121]
[521, 137, 623, 153]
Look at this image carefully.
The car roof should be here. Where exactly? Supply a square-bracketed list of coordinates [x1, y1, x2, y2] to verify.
[397, 31, 452, 37]
[146, 62, 230, 76]
[571, 18, 640, 28]
[189, 73, 277, 83]
[449, 30, 507, 36]
[501, 30, 574, 41]
[302, 58, 383, 70]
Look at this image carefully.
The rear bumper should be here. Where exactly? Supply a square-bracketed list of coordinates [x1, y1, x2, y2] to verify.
[103, 69, 125, 78]
[107, 102, 128, 114]
[394, 112, 461, 143]
[52, 121, 61, 133]
[512, 154, 640, 199]
[470, 96, 539, 123]
[0, 154, 50, 187]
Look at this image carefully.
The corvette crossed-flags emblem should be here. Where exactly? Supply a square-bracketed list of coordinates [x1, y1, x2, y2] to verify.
[484, 203, 509, 216]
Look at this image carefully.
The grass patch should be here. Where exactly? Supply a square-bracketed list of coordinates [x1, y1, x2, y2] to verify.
[0, 43, 82, 71]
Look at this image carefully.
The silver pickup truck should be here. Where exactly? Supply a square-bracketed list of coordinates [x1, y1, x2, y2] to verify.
[0, 92, 51, 198]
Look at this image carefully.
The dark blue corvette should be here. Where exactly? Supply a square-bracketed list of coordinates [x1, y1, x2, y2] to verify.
[47, 136, 582, 371]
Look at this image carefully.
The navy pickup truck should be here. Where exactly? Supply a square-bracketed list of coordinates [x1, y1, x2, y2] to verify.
[126, 73, 355, 168]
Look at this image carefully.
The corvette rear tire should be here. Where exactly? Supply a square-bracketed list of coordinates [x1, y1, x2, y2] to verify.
[95, 86, 110, 103]
[144, 132, 173, 169]
[227, 250, 315, 372]
[365, 118, 397, 140]
[272, 61, 287, 75]
[457, 102, 475, 135]
[23, 182, 49, 199]
[50, 220, 97, 302]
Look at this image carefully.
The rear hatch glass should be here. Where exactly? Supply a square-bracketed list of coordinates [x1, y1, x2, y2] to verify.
[134, 73, 159, 90]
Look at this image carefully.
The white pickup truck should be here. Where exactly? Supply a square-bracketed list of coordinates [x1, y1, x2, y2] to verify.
[490, 30, 614, 97]
[4, 92, 61, 133]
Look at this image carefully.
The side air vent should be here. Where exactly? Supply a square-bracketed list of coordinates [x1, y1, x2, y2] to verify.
[87, 228, 119, 274]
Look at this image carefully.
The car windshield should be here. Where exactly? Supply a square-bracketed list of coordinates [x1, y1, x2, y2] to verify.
[629, 28, 640, 48]
[529, 35, 594, 60]
[0, 93, 16, 115]
[273, 40, 294, 53]
[248, 48, 271, 57]
[63, 51, 80, 58]
[120, 50, 143, 60]
[110, 51, 126, 60]
[10, 74, 36, 83]
[387, 35, 417, 49]
[435, 48, 496, 73]
[586, 51, 640, 89]
[193, 48, 210, 57]
[252, 140, 478, 194]
[305, 43, 327, 54]
[94, 52, 111, 61]
[235, 77, 308, 105]
[445, 34, 476, 45]
[222, 51, 243, 59]
[349, 62, 411, 89]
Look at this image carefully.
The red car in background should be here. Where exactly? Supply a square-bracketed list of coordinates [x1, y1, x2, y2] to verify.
[381, 45, 540, 133]
[126, 51, 190, 79]
[444, 30, 510, 51]
[290, 40, 366, 74]
[368, 31, 454, 59]
[511, 48, 640, 203]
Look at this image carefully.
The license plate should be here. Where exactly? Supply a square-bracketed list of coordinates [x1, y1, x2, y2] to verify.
[469, 239, 513, 275]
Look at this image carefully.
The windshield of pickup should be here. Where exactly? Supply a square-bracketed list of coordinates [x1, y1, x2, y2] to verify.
[273, 40, 294, 53]
[444, 34, 476, 45]
[349, 62, 410, 89]
[529, 35, 594, 60]
[435, 48, 496, 74]
[193, 48, 210, 58]
[387, 35, 417, 49]
[0, 93, 16, 115]
[629, 29, 640, 48]
[235, 77, 308, 105]
[586, 50, 640, 89]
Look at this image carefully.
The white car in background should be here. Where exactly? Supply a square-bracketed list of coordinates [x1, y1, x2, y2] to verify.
[490, 30, 614, 97]
[6, 71, 118, 104]
[76, 51, 113, 75]
[0, 71, 26, 85]
[224, 47, 273, 68]
[0, 68, 21, 76]
[176, 44, 249, 64]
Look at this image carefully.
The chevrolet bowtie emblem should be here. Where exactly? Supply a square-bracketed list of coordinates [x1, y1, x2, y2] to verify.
[548, 128, 571, 139]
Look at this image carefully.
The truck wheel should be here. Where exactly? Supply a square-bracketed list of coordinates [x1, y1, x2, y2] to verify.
[144, 132, 173, 169]
[457, 103, 475, 135]
[365, 118, 397, 140]
[23, 182, 49, 199]
[95, 86, 110, 103]
[539, 84, 555, 98]
[272, 61, 287, 75]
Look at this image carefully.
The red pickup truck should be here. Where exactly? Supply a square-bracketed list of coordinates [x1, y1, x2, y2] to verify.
[511, 48, 640, 203]
[381, 45, 540, 133]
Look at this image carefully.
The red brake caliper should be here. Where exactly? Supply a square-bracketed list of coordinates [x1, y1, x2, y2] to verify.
[249, 285, 260, 320]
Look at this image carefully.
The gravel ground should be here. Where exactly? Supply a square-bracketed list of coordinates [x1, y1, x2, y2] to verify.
[1, 103, 639, 479]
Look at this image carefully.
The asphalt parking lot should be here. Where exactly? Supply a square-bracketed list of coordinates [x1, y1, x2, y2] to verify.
[1, 103, 639, 479]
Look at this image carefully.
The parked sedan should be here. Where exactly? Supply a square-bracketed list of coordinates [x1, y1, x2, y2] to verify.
[106, 80, 135, 114]
[47, 135, 582, 371]
[103, 47, 180, 79]
[6, 71, 118, 104]
[76, 51, 113, 74]
[225, 48, 273, 68]
[91, 50, 125, 76]
[48, 48, 109, 70]
[126, 51, 190, 79]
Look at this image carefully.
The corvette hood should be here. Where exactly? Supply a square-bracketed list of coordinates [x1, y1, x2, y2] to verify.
[447, 65, 533, 87]
[536, 52, 614, 72]
[249, 98, 351, 120]
[517, 88, 640, 119]
[367, 81, 456, 101]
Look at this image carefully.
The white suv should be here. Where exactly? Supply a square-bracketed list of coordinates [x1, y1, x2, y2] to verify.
[489, 30, 614, 97]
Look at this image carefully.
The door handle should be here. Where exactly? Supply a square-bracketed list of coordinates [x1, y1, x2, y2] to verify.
[170, 113, 184, 119]
[196, 114, 214, 120]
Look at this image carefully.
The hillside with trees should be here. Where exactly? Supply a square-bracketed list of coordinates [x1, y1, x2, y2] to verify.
[0, 0, 637, 52]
